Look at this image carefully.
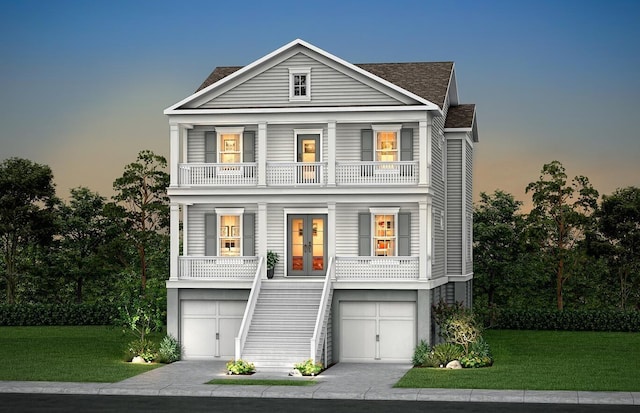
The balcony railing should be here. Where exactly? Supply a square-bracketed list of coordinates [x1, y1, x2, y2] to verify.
[178, 163, 258, 186]
[178, 256, 259, 280]
[336, 161, 418, 185]
[266, 162, 327, 186]
[334, 256, 419, 280]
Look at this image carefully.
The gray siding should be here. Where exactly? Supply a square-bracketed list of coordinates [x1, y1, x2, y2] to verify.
[336, 123, 419, 162]
[335, 203, 419, 257]
[446, 139, 463, 275]
[465, 139, 474, 273]
[266, 124, 327, 162]
[202, 52, 403, 108]
[187, 125, 257, 163]
[432, 113, 446, 279]
[187, 204, 257, 256]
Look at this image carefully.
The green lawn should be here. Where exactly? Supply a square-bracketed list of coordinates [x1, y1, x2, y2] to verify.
[396, 330, 640, 391]
[0, 326, 162, 382]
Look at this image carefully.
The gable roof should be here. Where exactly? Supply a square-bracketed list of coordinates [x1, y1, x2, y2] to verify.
[195, 62, 454, 110]
[444, 104, 478, 142]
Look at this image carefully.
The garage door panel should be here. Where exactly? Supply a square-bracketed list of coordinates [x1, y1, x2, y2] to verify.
[218, 317, 242, 358]
[219, 301, 246, 316]
[379, 302, 414, 318]
[341, 319, 376, 360]
[182, 300, 217, 316]
[341, 302, 376, 317]
[380, 319, 414, 360]
[182, 318, 216, 358]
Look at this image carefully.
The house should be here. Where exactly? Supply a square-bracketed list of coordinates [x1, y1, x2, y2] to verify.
[164, 39, 477, 369]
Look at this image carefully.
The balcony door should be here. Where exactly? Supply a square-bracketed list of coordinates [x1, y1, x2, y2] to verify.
[296, 134, 320, 184]
[288, 214, 327, 276]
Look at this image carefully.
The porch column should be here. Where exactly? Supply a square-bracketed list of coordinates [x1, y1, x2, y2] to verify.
[419, 119, 429, 187]
[328, 202, 336, 279]
[182, 204, 189, 256]
[327, 121, 336, 186]
[258, 202, 267, 278]
[258, 122, 267, 187]
[169, 124, 179, 187]
[419, 200, 430, 280]
[169, 203, 180, 281]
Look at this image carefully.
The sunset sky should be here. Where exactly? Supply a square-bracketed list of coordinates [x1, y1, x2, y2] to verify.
[1, 0, 639, 210]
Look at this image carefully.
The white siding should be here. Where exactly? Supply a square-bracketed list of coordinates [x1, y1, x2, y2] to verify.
[186, 125, 257, 163]
[432, 113, 446, 279]
[187, 204, 257, 256]
[266, 124, 327, 162]
[202, 52, 403, 108]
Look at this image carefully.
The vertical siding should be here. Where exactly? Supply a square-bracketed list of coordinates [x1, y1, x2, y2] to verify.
[202, 52, 403, 108]
[465, 138, 474, 273]
[446, 139, 463, 275]
[187, 204, 257, 256]
[432, 114, 446, 279]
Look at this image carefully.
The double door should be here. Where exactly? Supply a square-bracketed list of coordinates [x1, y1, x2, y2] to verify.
[288, 214, 327, 276]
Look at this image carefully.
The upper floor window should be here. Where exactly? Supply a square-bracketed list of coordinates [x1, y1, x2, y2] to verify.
[289, 68, 311, 101]
[370, 208, 399, 256]
[217, 209, 244, 257]
[215, 127, 244, 165]
[372, 125, 401, 163]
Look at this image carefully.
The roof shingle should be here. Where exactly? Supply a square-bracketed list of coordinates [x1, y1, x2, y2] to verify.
[444, 104, 476, 129]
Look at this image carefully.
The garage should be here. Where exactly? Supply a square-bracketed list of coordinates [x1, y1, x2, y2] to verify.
[340, 301, 415, 362]
[181, 300, 246, 360]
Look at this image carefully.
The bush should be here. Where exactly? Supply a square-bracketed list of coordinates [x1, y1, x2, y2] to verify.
[460, 337, 493, 368]
[226, 359, 255, 375]
[0, 303, 118, 326]
[487, 308, 640, 332]
[294, 359, 323, 376]
[157, 334, 182, 364]
[431, 343, 463, 367]
[412, 340, 431, 366]
[125, 338, 157, 362]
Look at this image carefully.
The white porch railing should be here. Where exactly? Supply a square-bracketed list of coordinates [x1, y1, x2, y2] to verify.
[336, 161, 418, 185]
[178, 256, 259, 280]
[178, 163, 258, 186]
[235, 257, 264, 361]
[310, 257, 334, 364]
[334, 256, 420, 280]
[266, 162, 327, 185]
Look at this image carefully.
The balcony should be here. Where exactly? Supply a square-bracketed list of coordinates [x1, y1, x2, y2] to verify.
[177, 255, 419, 281]
[176, 161, 419, 187]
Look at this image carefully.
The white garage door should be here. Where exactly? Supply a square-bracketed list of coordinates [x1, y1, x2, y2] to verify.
[181, 300, 246, 360]
[340, 301, 415, 362]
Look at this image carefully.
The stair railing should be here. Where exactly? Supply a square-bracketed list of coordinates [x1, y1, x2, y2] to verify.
[234, 256, 264, 361]
[310, 256, 334, 363]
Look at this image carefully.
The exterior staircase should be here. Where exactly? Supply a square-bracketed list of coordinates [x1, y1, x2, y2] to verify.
[241, 280, 323, 371]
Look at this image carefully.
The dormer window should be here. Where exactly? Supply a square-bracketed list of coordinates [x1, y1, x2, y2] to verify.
[289, 68, 311, 101]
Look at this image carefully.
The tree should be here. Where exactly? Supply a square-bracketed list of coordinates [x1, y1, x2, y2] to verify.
[473, 190, 527, 308]
[597, 186, 640, 310]
[57, 187, 114, 303]
[111, 150, 169, 292]
[0, 158, 57, 303]
[525, 161, 599, 310]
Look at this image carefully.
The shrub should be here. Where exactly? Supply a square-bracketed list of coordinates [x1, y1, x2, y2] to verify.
[294, 359, 323, 376]
[226, 359, 256, 375]
[431, 343, 463, 367]
[442, 312, 482, 355]
[157, 335, 182, 364]
[460, 337, 493, 368]
[126, 338, 157, 362]
[0, 303, 118, 326]
[412, 340, 431, 366]
[488, 308, 640, 332]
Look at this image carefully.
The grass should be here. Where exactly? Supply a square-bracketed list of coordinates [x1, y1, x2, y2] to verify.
[396, 330, 640, 391]
[207, 378, 316, 386]
[0, 326, 162, 382]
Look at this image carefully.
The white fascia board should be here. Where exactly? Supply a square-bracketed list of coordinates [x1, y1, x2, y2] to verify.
[447, 66, 459, 106]
[164, 38, 442, 114]
[166, 104, 435, 116]
[444, 127, 472, 133]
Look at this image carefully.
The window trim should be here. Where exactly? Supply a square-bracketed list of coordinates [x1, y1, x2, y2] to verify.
[372, 125, 401, 173]
[369, 207, 399, 257]
[293, 129, 323, 162]
[215, 126, 244, 165]
[289, 68, 311, 101]
[215, 207, 244, 256]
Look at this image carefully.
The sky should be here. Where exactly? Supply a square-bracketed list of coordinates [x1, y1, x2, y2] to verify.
[1, 0, 639, 211]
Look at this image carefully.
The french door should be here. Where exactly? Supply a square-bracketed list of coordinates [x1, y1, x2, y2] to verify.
[287, 214, 327, 276]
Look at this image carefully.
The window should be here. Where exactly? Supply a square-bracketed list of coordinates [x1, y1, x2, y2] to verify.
[216, 208, 244, 257]
[215, 127, 244, 164]
[372, 125, 401, 166]
[370, 208, 399, 256]
[289, 68, 311, 101]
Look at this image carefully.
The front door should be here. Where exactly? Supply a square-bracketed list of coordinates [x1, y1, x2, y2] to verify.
[297, 134, 320, 184]
[288, 214, 327, 276]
